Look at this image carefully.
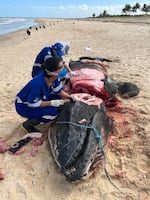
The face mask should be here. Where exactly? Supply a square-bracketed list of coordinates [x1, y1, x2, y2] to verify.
[45, 69, 59, 76]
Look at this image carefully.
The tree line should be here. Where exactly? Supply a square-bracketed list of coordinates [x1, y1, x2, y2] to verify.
[92, 2, 150, 18]
[122, 3, 150, 15]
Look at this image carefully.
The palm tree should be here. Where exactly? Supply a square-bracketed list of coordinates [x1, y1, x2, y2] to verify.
[124, 4, 132, 15]
[97, 10, 108, 18]
[131, 5, 137, 14]
[92, 13, 96, 18]
[122, 7, 127, 15]
[135, 3, 140, 9]
[122, 4, 132, 13]
[102, 10, 108, 17]
[141, 4, 150, 14]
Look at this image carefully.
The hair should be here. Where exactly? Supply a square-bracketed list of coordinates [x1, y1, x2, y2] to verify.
[42, 57, 62, 78]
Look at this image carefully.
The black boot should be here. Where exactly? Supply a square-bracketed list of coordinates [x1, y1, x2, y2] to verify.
[22, 118, 40, 133]
[8, 119, 40, 154]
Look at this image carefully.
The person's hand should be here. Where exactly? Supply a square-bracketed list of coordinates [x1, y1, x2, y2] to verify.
[69, 95, 78, 103]
[65, 74, 70, 79]
[51, 100, 64, 107]
[68, 71, 79, 77]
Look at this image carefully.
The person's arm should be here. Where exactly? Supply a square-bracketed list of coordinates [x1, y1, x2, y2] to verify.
[40, 89, 75, 107]
[34, 47, 47, 64]
[40, 99, 68, 107]
[64, 63, 79, 76]
[58, 90, 70, 99]
[40, 100, 52, 107]
[40, 82, 70, 107]
[64, 63, 72, 72]
[58, 90, 76, 102]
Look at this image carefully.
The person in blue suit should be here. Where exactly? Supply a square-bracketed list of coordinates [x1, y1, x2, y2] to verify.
[32, 42, 72, 80]
[16, 57, 72, 133]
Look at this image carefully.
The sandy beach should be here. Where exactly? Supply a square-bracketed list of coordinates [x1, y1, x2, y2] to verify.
[0, 16, 150, 200]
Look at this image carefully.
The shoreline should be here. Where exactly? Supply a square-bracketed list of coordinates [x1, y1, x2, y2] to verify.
[0, 17, 38, 35]
[1, 15, 150, 47]
[0, 18, 64, 47]
[0, 15, 150, 47]
[0, 18, 42, 47]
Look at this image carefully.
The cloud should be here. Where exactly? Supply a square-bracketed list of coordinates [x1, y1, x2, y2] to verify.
[79, 4, 89, 11]
[31, 4, 125, 18]
[1, 3, 148, 18]
[59, 6, 65, 10]
[65, 4, 127, 17]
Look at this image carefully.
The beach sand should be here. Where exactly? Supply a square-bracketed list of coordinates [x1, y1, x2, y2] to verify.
[0, 17, 150, 200]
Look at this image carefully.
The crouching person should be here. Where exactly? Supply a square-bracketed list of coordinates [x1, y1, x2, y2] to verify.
[15, 57, 71, 133]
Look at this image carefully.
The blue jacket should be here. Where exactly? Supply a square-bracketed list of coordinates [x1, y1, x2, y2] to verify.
[16, 73, 63, 108]
[32, 47, 68, 79]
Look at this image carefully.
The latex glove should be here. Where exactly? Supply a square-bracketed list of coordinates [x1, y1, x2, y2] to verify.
[51, 100, 64, 107]
[65, 74, 70, 79]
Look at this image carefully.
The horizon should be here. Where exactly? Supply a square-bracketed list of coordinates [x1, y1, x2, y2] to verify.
[0, 1, 149, 18]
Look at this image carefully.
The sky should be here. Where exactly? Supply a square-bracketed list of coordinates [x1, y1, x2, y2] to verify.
[0, 1, 149, 18]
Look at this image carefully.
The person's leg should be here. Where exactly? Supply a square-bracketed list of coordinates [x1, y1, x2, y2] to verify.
[15, 102, 59, 134]
[22, 118, 40, 133]
[10, 103, 58, 153]
[15, 102, 58, 123]
[34, 106, 58, 122]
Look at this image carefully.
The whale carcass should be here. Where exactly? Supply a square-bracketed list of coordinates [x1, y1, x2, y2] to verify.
[48, 58, 118, 181]
[48, 100, 113, 181]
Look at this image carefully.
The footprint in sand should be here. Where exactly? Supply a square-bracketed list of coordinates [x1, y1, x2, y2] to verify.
[103, 192, 136, 200]
[138, 189, 149, 200]
[125, 195, 134, 200]
[136, 154, 149, 173]
[88, 188, 101, 199]
[16, 182, 27, 199]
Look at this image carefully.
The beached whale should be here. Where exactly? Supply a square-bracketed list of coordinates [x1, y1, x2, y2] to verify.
[68, 59, 139, 100]
[67, 60, 119, 107]
[48, 58, 139, 182]
[48, 100, 113, 181]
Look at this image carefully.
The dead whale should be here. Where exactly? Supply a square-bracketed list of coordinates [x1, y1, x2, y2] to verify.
[68, 59, 139, 101]
[48, 101, 113, 181]
[67, 60, 120, 107]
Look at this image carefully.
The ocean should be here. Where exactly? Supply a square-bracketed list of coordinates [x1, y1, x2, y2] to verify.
[0, 17, 38, 35]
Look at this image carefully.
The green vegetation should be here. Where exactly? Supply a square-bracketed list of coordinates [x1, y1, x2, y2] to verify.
[92, 2, 150, 18]
[141, 3, 150, 14]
